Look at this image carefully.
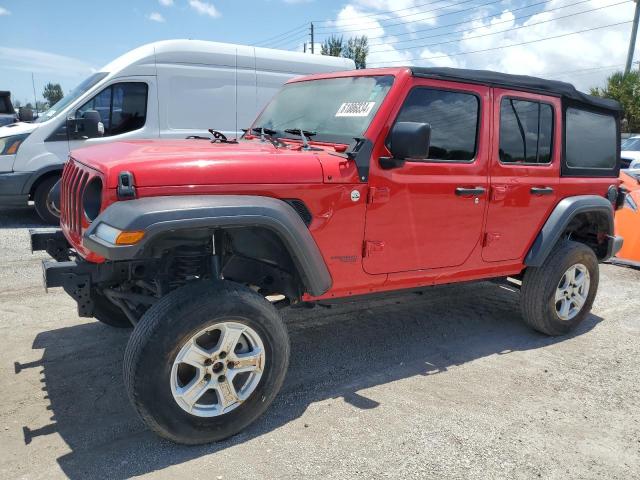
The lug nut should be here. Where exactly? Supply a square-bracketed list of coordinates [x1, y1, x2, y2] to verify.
[218, 375, 226, 383]
[219, 351, 227, 359]
[204, 374, 211, 382]
[227, 361, 235, 369]
[204, 359, 212, 366]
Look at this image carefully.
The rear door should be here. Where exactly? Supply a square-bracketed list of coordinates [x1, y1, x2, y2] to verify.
[482, 89, 560, 262]
[363, 79, 490, 274]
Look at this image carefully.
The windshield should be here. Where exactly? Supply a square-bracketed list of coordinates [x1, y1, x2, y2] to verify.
[251, 75, 394, 144]
[35, 72, 109, 123]
[622, 138, 640, 151]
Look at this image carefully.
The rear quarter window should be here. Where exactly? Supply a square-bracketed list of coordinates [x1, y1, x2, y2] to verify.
[565, 108, 617, 170]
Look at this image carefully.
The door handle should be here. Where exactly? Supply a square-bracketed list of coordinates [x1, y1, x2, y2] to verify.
[530, 186, 554, 195]
[455, 187, 485, 196]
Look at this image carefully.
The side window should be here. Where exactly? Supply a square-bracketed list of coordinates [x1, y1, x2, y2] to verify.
[394, 88, 479, 161]
[76, 82, 148, 137]
[499, 98, 553, 164]
[565, 108, 616, 169]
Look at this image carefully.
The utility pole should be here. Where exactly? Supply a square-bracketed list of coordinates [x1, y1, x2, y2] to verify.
[625, 0, 640, 74]
[31, 73, 38, 115]
[310, 22, 314, 54]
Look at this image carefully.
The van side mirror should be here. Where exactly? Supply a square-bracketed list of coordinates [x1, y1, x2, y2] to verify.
[380, 122, 431, 170]
[67, 110, 104, 139]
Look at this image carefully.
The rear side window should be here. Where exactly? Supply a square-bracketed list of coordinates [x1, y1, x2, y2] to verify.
[565, 108, 616, 169]
[394, 88, 479, 161]
[76, 82, 148, 137]
[499, 99, 553, 164]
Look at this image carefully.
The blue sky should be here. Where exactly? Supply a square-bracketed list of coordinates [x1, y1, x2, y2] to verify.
[0, 0, 636, 104]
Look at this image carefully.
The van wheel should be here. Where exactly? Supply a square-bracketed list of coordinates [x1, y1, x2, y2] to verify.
[123, 281, 290, 444]
[33, 175, 61, 224]
[520, 240, 599, 336]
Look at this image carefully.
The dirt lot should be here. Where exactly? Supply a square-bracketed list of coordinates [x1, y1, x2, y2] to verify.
[0, 206, 639, 480]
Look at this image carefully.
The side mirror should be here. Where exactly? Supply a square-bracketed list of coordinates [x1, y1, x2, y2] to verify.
[380, 121, 431, 170]
[67, 110, 104, 139]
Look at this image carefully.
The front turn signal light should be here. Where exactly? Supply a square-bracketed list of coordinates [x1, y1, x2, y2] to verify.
[115, 230, 145, 245]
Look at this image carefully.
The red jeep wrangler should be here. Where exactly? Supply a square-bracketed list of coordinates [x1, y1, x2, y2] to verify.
[31, 67, 624, 444]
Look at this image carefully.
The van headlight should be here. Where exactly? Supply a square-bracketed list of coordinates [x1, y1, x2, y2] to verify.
[0, 133, 30, 155]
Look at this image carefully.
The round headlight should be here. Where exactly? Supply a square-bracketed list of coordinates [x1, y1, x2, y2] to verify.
[83, 177, 102, 222]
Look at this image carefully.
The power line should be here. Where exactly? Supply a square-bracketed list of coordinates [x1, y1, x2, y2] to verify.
[363, 0, 597, 49]
[373, 21, 632, 65]
[314, 0, 507, 34]
[312, 0, 452, 24]
[253, 23, 308, 47]
[367, 0, 629, 54]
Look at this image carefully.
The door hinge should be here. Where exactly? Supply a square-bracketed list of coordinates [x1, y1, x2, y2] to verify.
[367, 186, 390, 204]
[491, 185, 508, 202]
[363, 240, 385, 257]
[483, 232, 501, 247]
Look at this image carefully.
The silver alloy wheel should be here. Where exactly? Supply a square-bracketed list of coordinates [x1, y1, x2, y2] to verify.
[170, 321, 265, 417]
[46, 185, 60, 218]
[555, 263, 590, 321]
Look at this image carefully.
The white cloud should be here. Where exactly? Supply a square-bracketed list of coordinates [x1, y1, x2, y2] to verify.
[324, 0, 638, 90]
[148, 11, 166, 23]
[0, 46, 95, 77]
[159, 0, 174, 6]
[189, 0, 220, 18]
[0, 6, 10, 16]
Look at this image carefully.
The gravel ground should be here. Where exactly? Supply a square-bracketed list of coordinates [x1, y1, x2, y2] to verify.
[0, 206, 639, 480]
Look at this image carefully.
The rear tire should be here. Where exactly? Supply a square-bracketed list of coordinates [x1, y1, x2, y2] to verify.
[520, 240, 599, 336]
[123, 281, 290, 444]
[33, 175, 61, 225]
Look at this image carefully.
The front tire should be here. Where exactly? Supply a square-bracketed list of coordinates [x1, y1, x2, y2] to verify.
[92, 290, 133, 328]
[520, 240, 599, 336]
[33, 175, 61, 225]
[123, 281, 290, 444]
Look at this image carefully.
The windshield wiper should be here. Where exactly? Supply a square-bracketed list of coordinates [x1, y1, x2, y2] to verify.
[250, 127, 283, 148]
[283, 128, 321, 150]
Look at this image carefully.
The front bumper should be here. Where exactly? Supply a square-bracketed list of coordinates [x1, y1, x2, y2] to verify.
[0, 171, 31, 206]
[30, 228, 95, 315]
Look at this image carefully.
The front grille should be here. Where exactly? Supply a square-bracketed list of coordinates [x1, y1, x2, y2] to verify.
[60, 159, 98, 236]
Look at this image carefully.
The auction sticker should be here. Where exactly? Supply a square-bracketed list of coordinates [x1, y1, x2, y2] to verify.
[335, 101, 376, 117]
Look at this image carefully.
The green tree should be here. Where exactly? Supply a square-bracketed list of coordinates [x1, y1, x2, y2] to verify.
[320, 34, 368, 70]
[42, 82, 64, 106]
[590, 71, 640, 132]
[343, 35, 368, 69]
[321, 35, 344, 57]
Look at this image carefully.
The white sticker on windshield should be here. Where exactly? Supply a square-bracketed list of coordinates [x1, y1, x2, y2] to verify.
[335, 101, 376, 117]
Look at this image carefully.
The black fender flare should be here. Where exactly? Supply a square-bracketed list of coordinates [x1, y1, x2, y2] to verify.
[23, 164, 64, 196]
[83, 195, 332, 296]
[524, 195, 620, 267]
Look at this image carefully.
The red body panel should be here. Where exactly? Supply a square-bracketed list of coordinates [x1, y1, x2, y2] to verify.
[61, 67, 617, 302]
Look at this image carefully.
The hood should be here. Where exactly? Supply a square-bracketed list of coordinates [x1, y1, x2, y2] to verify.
[71, 139, 326, 188]
[0, 121, 38, 138]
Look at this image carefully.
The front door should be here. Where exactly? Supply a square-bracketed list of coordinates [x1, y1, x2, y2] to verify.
[363, 80, 490, 275]
[68, 77, 157, 152]
[482, 89, 560, 262]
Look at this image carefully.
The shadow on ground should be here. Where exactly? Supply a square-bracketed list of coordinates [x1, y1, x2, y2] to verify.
[16, 282, 601, 479]
[0, 207, 48, 229]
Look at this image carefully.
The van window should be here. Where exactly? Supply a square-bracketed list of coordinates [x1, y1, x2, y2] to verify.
[394, 88, 479, 161]
[76, 82, 148, 136]
[499, 99, 553, 164]
[565, 108, 616, 169]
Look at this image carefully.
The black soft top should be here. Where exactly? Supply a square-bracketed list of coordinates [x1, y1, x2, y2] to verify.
[410, 67, 621, 113]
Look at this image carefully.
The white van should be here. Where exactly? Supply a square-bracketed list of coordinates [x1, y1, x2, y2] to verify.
[0, 39, 354, 222]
